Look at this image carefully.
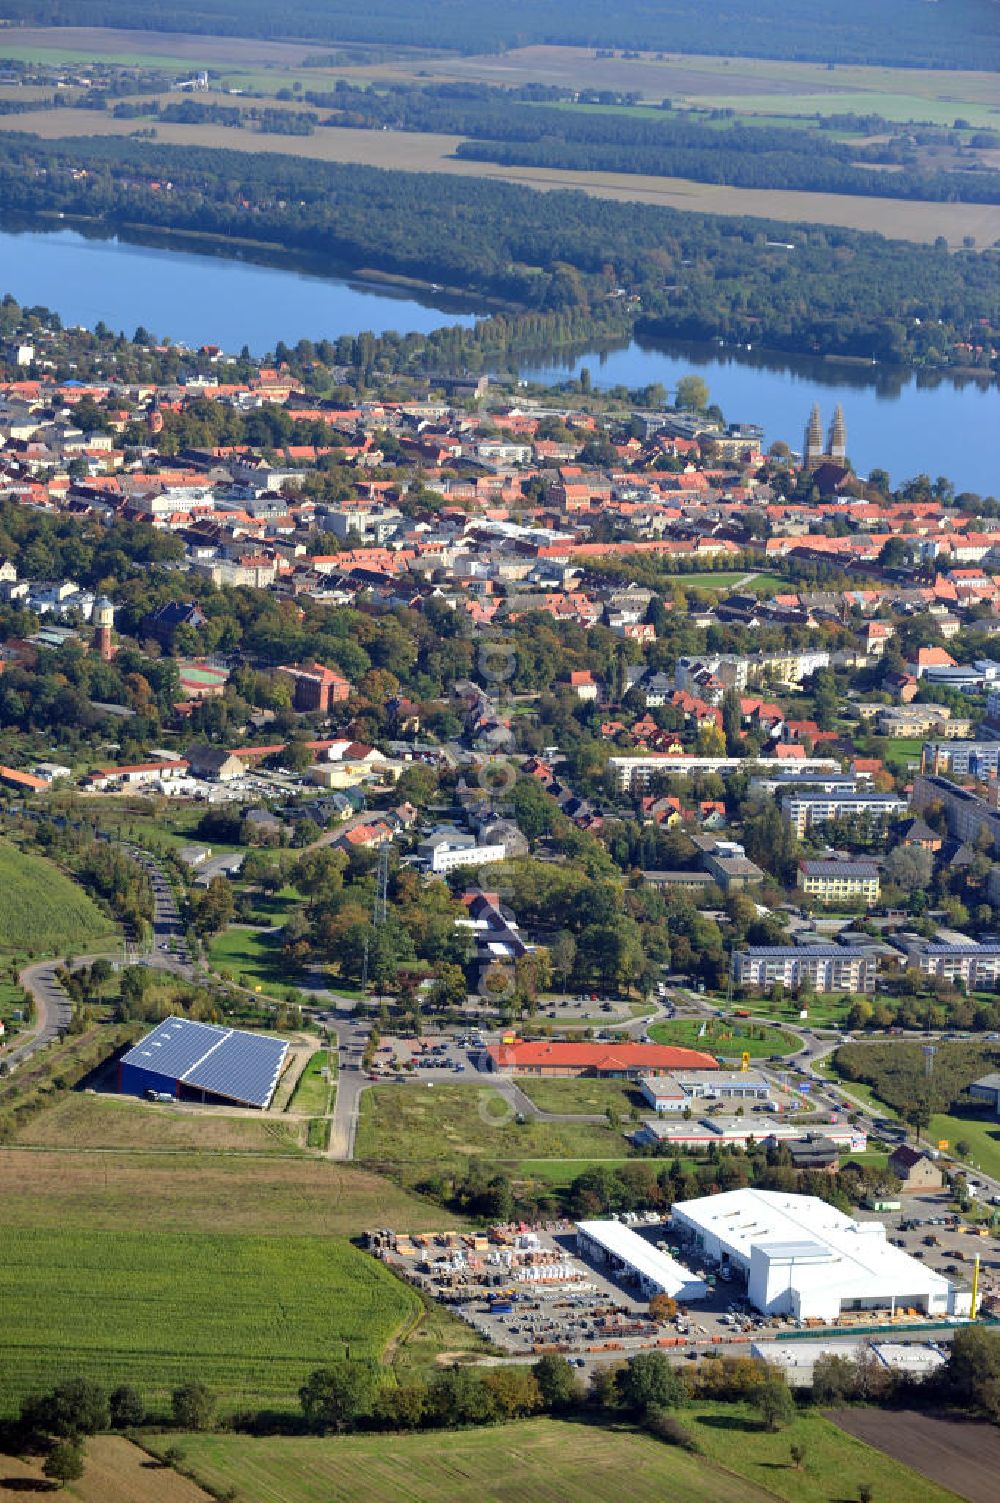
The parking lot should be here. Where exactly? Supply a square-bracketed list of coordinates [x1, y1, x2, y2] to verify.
[855, 1192, 1000, 1297]
[344, 1030, 485, 1080]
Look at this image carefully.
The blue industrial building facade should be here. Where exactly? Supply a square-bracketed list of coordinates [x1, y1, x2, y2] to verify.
[118, 1016, 288, 1109]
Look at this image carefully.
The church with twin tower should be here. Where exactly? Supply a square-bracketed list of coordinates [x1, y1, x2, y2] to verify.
[803, 402, 847, 468]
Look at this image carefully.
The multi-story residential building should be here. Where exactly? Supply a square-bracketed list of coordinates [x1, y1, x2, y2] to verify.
[780, 791, 907, 838]
[797, 860, 880, 905]
[875, 705, 964, 738]
[731, 946, 878, 993]
[609, 755, 839, 793]
[912, 773, 1000, 857]
[921, 741, 1000, 778]
[895, 941, 1000, 988]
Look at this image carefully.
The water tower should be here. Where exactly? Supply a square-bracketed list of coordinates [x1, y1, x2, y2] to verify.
[94, 596, 116, 661]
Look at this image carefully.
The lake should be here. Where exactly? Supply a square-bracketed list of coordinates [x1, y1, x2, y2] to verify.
[0, 219, 996, 494]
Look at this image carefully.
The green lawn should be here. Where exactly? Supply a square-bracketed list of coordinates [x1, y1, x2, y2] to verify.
[209, 924, 310, 997]
[929, 1108, 1000, 1180]
[666, 571, 750, 590]
[738, 993, 851, 1026]
[687, 1402, 961, 1503]
[289, 1049, 336, 1116]
[879, 736, 924, 768]
[356, 1083, 629, 1165]
[649, 1017, 799, 1059]
[0, 838, 117, 957]
[168, 1417, 781, 1503]
[1, 1225, 418, 1419]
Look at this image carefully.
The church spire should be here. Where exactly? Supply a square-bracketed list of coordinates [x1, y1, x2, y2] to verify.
[827, 403, 847, 464]
[804, 403, 823, 467]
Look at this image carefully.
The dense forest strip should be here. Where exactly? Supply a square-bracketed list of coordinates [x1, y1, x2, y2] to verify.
[285, 83, 1000, 207]
[1, 0, 997, 71]
[0, 133, 995, 369]
[453, 140, 1000, 206]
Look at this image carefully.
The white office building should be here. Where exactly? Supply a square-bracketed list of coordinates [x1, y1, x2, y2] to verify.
[671, 1188, 974, 1323]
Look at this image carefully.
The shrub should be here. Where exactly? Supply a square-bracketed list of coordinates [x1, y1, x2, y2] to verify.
[645, 1409, 700, 1451]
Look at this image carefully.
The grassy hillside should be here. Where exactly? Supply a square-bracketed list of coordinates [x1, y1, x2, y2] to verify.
[0, 838, 116, 956]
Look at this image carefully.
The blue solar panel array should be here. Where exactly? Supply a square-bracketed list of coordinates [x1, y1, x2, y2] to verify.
[120, 1016, 288, 1109]
[185, 1030, 289, 1109]
[121, 1017, 228, 1078]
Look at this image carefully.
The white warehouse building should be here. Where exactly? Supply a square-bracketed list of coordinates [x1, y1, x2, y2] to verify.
[575, 1221, 708, 1303]
[671, 1189, 974, 1324]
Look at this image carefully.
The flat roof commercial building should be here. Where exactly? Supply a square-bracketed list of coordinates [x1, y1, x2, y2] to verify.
[671, 1188, 972, 1323]
[633, 1119, 866, 1153]
[118, 1016, 289, 1110]
[575, 1221, 708, 1302]
[485, 1040, 718, 1078]
[640, 1070, 769, 1114]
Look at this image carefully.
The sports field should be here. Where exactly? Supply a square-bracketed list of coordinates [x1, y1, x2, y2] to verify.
[166, 1418, 781, 1503]
[1, 1224, 417, 1418]
[0, 837, 116, 955]
[5, 107, 997, 246]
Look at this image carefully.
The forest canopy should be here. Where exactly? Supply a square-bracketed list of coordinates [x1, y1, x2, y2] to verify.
[2, 0, 997, 71]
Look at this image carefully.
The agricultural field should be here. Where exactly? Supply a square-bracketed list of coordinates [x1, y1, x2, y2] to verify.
[648, 1017, 799, 1058]
[164, 1418, 781, 1503]
[829, 1407, 1000, 1503]
[14, 1093, 308, 1153]
[0, 837, 117, 956]
[4, 106, 999, 246]
[0, 1144, 468, 1239]
[0, 1435, 211, 1503]
[685, 1401, 963, 1503]
[1, 1223, 418, 1418]
[372, 45, 1000, 115]
[355, 1082, 629, 1166]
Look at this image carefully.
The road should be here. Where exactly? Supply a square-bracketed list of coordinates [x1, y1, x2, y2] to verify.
[5, 845, 191, 1072]
[6, 956, 76, 1068]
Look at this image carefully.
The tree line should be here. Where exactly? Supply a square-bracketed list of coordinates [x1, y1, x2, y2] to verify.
[2, 0, 995, 69]
[0, 135, 995, 368]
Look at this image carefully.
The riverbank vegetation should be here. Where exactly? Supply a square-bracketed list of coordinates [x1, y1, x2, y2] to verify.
[0, 135, 995, 370]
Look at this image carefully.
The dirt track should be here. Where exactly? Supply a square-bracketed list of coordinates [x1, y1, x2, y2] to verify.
[829, 1409, 1000, 1503]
